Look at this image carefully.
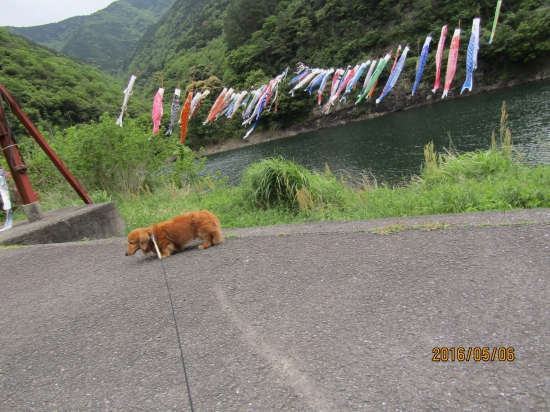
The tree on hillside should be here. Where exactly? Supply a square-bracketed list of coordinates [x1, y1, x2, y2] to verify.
[224, 0, 278, 50]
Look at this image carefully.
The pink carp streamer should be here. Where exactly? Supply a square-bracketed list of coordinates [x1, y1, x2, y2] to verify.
[442, 28, 461, 98]
[432, 25, 448, 93]
[151, 87, 164, 134]
[322, 69, 344, 114]
[322, 66, 356, 113]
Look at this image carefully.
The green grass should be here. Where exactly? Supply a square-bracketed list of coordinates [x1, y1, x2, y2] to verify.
[7, 143, 550, 235]
[0, 245, 27, 250]
[370, 222, 452, 235]
[109, 144, 549, 233]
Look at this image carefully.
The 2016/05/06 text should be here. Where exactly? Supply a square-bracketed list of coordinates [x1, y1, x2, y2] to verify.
[432, 347, 515, 362]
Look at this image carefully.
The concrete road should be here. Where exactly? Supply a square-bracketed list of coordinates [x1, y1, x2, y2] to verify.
[1, 209, 549, 411]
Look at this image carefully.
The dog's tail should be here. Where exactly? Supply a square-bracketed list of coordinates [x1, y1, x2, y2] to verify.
[213, 222, 224, 244]
[212, 216, 224, 244]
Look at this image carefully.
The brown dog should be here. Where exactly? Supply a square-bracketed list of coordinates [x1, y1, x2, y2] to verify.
[125, 210, 223, 258]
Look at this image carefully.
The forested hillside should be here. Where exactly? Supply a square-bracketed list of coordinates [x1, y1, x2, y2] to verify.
[6, 0, 175, 74]
[6, 17, 87, 51]
[124, 0, 217, 77]
[0, 28, 147, 137]
[130, 0, 550, 86]
[122, 0, 550, 147]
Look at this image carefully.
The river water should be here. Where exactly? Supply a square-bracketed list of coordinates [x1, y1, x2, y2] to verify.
[204, 80, 550, 185]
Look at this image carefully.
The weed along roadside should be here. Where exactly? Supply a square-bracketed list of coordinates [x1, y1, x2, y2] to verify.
[3, 102, 550, 233]
[370, 222, 453, 236]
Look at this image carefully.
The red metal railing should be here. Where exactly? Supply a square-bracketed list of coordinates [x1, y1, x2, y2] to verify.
[0, 81, 92, 205]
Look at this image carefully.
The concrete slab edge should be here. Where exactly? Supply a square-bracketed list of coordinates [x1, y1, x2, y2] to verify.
[222, 208, 550, 238]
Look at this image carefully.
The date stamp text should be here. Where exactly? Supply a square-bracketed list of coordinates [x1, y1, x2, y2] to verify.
[432, 347, 515, 362]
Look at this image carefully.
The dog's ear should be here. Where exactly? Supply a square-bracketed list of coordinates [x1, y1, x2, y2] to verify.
[139, 230, 151, 250]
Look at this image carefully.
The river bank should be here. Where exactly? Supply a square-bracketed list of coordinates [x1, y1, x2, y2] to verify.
[200, 70, 550, 156]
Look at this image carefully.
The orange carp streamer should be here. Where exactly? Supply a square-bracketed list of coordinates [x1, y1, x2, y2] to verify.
[179, 91, 193, 144]
[204, 88, 228, 124]
[367, 80, 378, 98]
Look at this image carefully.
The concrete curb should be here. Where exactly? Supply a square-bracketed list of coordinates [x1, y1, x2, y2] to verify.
[0, 202, 126, 246]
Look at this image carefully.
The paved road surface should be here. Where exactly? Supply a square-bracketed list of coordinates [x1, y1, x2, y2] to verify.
[1, 209, 549, 411]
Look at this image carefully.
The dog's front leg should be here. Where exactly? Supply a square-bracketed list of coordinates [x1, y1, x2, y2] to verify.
[161, 243, 177, 258]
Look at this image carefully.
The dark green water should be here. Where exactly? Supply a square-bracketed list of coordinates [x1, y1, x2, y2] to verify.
[205, 80, 550, 185]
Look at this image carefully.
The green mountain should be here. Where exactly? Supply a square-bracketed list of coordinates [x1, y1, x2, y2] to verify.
[0, 28, 147, 136]
[6, 0, 175, 75]
[5, 16, 87, 51]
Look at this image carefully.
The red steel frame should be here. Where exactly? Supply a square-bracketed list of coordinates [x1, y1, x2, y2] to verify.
[0, 81, 92, 205]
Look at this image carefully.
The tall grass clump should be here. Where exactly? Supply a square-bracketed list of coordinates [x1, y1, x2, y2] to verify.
[420, 143, 515, 187]
[421, 101, 516, 188]
[492, 100, 513, 157]
[241, 156, 346, 211]
[411, 101, 550, 213]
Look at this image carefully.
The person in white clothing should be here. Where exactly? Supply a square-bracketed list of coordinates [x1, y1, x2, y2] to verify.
[0, 166, 13, 231]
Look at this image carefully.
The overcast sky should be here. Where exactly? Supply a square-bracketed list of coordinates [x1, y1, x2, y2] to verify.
[1, 0, 115, 27]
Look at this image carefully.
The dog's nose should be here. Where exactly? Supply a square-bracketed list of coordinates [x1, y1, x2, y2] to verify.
[125, 252, 129, 256]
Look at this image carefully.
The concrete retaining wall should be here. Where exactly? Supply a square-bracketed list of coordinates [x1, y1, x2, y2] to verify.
[0, 202, 126, 246]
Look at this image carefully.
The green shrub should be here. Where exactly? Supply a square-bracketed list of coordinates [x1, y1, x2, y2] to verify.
[169, 144, 207, 187]
[39, 116, 211, 196]
[50, 114, 173, 194]
[241, 156, 346, 211]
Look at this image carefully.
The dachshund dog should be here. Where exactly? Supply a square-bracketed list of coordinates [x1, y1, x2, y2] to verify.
[125, 210, 223, 258]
